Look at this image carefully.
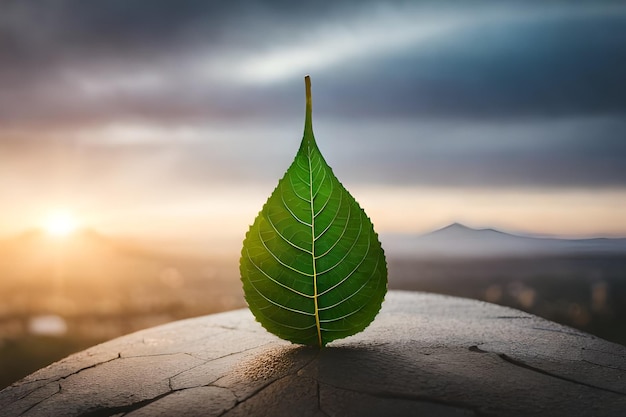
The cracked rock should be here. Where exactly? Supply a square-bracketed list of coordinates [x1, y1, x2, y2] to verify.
[1, 291, 625, 417]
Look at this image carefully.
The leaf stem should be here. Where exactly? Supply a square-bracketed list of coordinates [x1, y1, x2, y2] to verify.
[304, 75, 313, 136]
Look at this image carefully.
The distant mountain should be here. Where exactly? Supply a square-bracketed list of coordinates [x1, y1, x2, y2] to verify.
[381, 223, 626, 258]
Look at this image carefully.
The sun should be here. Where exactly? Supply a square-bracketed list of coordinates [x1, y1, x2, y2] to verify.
[44, 211, 79, 237]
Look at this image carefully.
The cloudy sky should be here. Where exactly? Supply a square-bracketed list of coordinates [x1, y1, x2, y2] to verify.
[1, 0, 625, 249]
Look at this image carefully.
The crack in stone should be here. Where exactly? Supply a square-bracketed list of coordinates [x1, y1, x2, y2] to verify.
[211, 325, 238, 331]
[207, 341, 277, 362]
[497, 353, 626, 396]
[214, 387, 239, 417]
[13, 354, 122, 404]
[17, 383, 60, 417]
[582, 346, 626, 359]
[208, 324, 265, 334]
[81, 343, 289, 416]
[217, 374, 294, 416]
[136, 342, 263, 362]
[84, 381, 241, 417]
[78, 345, 278, 416]
[316, 381, 482, 416]
[167, 362, 207, 387]
[531, 326, 591, 338]
[216, 374, 325, 417]
[468, 345, 489, 354]
[137, 327, 231, 348]
[214, 349, 321, 416]
[56, 353, 122, 383]
[581, 359, 626, 371]
[12, 378, 53, 387]
[180, 340, 277, 367]
[316, 381, 321, 411]
[472, 344, 626, 396]
[183, 352, 211, 362]
[120, 352, 209, 362]
[77, 390, 179, 417]
[316, 381, 331, 417]
[121, 352, 189, 359]
[76, 375, 237, 417]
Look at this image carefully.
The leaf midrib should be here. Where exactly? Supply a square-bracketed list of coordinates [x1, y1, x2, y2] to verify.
[308, 145, 323, 347]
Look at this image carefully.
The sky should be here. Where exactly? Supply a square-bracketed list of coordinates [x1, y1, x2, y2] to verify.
[1, 0, 626, 250]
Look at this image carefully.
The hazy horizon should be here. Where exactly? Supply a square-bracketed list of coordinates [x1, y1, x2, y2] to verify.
[3, 219, 626, 263]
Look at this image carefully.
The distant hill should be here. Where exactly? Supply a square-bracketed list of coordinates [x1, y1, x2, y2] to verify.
[381, 223, 626, 258]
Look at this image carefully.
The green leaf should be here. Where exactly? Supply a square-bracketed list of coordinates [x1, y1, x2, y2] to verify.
[240, 76, 387, 347]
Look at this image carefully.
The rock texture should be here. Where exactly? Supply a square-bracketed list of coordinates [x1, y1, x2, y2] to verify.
[1, 291, 625, 417]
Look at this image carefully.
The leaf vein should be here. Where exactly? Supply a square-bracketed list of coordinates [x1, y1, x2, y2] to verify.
[280, 193, 312, 227]
[318, 252, 381, 312]
[266, 212, 313, 255]
[313, 177, 334, 219]
[319, 302, 367, 323]
[256, 309, 318, 331]
[288, 174, 311, 203]
[257, 226, 314, 277]
[312, 166, 327, 200]
[246, 273, 315, 316]
[245, 247, 314, 298]
[314, 199, 351, 259]
[317, 207, 366, 275]
[314, 185, 344, 242]
[318, 221, 371, 296]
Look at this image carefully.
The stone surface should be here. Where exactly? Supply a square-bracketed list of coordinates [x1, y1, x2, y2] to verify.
[1, 291, 625, 417]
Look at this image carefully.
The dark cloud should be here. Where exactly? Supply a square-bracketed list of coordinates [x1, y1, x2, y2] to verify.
[0, 0, 377, 67]
[314, 10, 626, 120]
[1, 1, 625, 190]
[309, 117, 626, 188]
[1, 1, 624, 126]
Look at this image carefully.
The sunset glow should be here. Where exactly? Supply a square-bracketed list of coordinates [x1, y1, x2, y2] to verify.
[43, 212, 79, 237]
